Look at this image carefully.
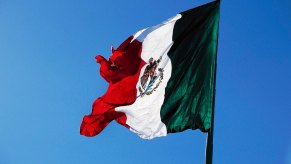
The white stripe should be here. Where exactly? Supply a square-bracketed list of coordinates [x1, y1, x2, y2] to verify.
[115, 14, 182, 139]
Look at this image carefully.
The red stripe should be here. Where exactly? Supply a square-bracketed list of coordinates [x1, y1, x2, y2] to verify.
[80, 36, 145, 137]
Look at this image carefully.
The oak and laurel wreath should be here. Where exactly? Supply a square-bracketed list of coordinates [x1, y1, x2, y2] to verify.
[144, 68, 164, 96]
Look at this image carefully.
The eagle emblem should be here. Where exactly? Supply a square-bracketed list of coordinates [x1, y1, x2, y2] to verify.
[138, 56, 164, 97]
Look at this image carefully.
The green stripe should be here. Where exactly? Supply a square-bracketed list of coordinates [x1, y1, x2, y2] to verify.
[160, 1, 220, 133]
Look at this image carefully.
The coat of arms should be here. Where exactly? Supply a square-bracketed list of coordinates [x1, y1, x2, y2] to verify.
[138, 56, 164, 97]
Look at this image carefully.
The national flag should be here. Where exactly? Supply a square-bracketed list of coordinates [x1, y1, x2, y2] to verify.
[81, 1, 220, 139]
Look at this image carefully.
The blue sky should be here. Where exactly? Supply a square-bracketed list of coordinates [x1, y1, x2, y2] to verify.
[0, 0, 290, 164]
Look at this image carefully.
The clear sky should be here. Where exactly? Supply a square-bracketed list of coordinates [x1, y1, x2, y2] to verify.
[0, 0, 290, 164]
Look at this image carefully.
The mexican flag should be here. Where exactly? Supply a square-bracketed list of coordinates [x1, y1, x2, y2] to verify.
[81, 1, 220, 139]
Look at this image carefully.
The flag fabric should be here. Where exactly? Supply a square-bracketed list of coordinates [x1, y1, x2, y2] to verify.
[81, 1, 220, 139]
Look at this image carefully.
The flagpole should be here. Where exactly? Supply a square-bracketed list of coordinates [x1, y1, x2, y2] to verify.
[205, 122, 214, 164]
[205, 84, 216, 164]
[205, 1, 220, 164]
